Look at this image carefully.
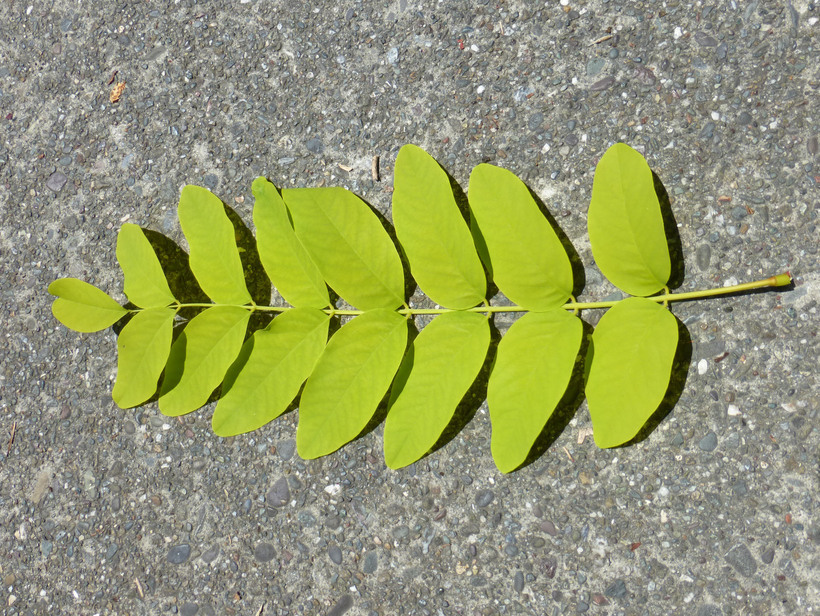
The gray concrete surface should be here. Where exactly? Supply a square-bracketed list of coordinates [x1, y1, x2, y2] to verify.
[0, 1, 817, 614]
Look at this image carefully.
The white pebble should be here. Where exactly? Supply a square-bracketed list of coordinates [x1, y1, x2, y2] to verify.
[674, 27, 683, 39]
[727, 404, 741, 416]
[697, 359, 708, 375]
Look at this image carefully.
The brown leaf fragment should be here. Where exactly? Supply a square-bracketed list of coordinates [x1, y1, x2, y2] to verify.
[110, 81, 126, 103]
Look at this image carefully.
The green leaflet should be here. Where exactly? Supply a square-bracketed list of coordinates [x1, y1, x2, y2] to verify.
[297, 309, 408, 459]
[384, 311, 490, 469]
[283, 187, 405, 310]
[212, 308, 329, 436]
[392, 144, 486, 309]
[116, 223, 176, 308]
[489, 310, 584, 473]
[585, 297, 678, 448]
[468, 163, 573, 310]
[159, 306, 250, 417]
[48, 278, 128, 332]
[113, 308, 176, 408]
[251, 177, 329, 309]
[588, 143, 671, 297]
[178, 185, 252, 305]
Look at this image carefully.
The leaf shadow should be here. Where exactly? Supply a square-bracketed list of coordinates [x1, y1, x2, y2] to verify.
[653, 171, 685, 290]
[355, 195, 417, 304]
[619, 315, 692, 446]
[423, 321, 500, 459]
[344, 319, 417, 446]
[142, 229, 209, 313]
[526, 186, 586, 299]
[221, 204, 272, 306]
[513, 318, 593, 471]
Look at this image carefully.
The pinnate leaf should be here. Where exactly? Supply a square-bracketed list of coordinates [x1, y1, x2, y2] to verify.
[251, 177, 329, 308]
[178, 185, 251, 305]
[384, 311, 490, 469]
[588, 143, 671, 296]
[468, 163, 573, 310]
[113, 308, 176, 408]
[49, 278, 127, 332]
[392, 144, 486, 309]
[297, 309, 408, 459]
[212, 308, 330, 436]
[585, 297, 678, 448]
[159, 306, 250, 416]
[117, 223, 176, 308]
[284, 187, 404, 310]
[489, 309, 584, 473]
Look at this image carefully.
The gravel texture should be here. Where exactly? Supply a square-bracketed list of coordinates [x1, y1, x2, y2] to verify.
[1, 1, 818, 615]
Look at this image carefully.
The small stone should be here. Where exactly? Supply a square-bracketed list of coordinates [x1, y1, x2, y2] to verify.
[267, 477, 290, 507]
[592, 594, 610, 606]
[362, 550, 377, 574]
[306, 138, 324, 154]
[106, 544, 119, 560]
[604, 579, 627, 598]
[277, 439, 296, 460]
[167, 544, 191, 564]
[698, 432, 718, 452]
[475, 489, 495, 507]
[694, 32, 718, 47]
[180, 602, 199, 616]
[760, 547, 775, 564]
[201, 545, 219, 563]
[696, 244, 711, 271]
[387, 47, 399, 64]
[254, 542, 275, 562]
[328, 595, 354, 616]
[328, 545, 342, 564]
[577, 600, 590, 612]
[586, 58, 606, 77]
[724, 544, 757, 577]
[527, 112, 544, 130]
[46, 172, 68, 193]
[3, 574, 16, 587]
[590, 76, 615, 92]
[698, 359, 709, 375]
[513, 570, 524, 592]
[325, 514, 341, 530]
[541, 520, 558, 536]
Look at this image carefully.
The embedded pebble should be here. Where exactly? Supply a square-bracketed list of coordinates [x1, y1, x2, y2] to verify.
[254, 542, 276, 562]
[328, 545, 342, 564]
[513, 570, 524, 592]
[328, 595, 354, 616]
[698, 432, 718, 452]
[590, 76, 615, 91]
[696, 244, 711, 271]
[167, 544, 191, 565]
[277, 439, 296, 460]
[46, 172, 68, 193]
[724, 544, 757, 576]
[267, 477, 290, 507]
[475, 489, 495, 507]
[604, 579, 627, 598]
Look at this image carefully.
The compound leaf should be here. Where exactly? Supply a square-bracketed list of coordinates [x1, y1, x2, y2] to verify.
[284, 187, 404, 310]
[392, 144, 486, 309]
[178, 185, 251, 305]
[212, 308, 330, 436]
[158, 306, 250, 416]
[49, 278, 127, 332]
[588, 143, 671, 297]
[384, 311, 490, 469]
[297, 309, 408, 459]
[585, 297, 678, 448]
[489, 309, 584, 473]
[251, 177, 329, 309]
[113, 308, 176, 408]
[116, 223, 176, 308]
[468, 163, 573, 310]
